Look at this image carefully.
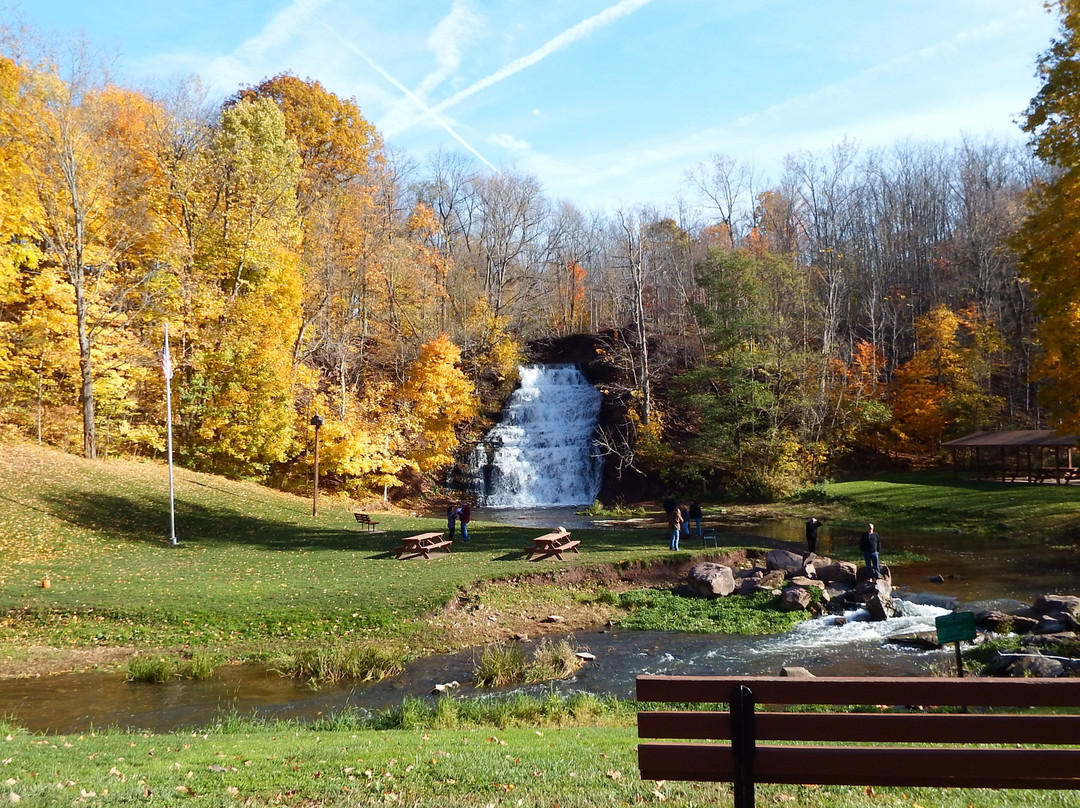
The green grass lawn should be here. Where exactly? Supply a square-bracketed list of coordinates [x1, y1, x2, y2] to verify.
[3, 716, 1074, 808]
[800, 471, 1080, 538]
[4, 444, 1080, 807]
[0, 443, 692, 657]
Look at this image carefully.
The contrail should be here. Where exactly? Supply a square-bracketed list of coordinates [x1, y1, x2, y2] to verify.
[318, 21, 500, 172]
[431, 0, 656, 116]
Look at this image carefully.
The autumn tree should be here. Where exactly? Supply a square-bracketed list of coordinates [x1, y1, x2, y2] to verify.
[888, 305, 1005, 453]
[398, 334, 477, 473]
[1014, 0, 1080, 433]
[12, 48, 169, 458]
[174, 96, 304, 477]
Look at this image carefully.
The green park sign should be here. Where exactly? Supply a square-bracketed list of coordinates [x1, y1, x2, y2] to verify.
[935, 611, 977, 645]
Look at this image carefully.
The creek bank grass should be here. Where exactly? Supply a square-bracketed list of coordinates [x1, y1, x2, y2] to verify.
[3, 713, 1075, 808]
[125, 650, 222, 683]
[268, 643, 408, 684]
[472, 638, 582, 687]
[615, 589, 812, 633]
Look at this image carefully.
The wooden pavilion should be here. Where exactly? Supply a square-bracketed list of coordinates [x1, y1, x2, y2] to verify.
[941, 430, 1078, 484]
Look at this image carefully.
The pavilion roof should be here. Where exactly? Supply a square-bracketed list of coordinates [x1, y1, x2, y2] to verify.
[941, 430, 1077, 448]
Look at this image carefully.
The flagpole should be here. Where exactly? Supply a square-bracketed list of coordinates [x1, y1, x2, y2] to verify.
[163, 323, 178, 547]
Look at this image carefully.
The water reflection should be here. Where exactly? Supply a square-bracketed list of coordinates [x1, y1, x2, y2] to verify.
[745, 517, 1080, 603]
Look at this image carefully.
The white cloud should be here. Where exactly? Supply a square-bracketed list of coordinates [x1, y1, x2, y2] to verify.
[315, 20, 499, 172]
[416, 0, 485, 98]
[487, 132, 531, 152]
[199, 0, 331, 93]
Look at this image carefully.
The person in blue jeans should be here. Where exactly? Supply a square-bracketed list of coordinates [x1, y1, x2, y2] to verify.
[446, 504, 458, 541]
[689, 501, 703, 539]
[668, 506, 683, 551]
[859, 522, 881, 579]
[458, 501, 471, 542]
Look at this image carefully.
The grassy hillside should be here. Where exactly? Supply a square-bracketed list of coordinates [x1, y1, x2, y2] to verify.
[5, 443, 1080, 673]
[0, 443, 682, 665]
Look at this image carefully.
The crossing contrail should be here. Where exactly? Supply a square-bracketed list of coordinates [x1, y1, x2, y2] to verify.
[318, 21, 499, 172]
[430, 0, 656, 116]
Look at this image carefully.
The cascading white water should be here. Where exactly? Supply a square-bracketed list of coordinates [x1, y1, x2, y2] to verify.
[467, 364, 603, 507]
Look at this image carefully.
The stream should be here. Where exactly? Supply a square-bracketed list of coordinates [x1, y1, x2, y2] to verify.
[3, 518, 1078, 735]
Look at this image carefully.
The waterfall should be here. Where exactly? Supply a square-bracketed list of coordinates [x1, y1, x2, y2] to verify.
[467, 364, 603, 507]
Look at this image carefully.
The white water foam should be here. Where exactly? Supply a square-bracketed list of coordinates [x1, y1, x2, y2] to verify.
[467, 364, 603, 507]
[748, 599, 952, 658]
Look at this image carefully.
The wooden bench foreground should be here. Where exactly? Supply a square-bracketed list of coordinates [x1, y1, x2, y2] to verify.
[637, 675, 1080, 806]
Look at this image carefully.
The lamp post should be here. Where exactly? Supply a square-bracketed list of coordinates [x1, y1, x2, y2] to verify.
[311, 414, 324, 517]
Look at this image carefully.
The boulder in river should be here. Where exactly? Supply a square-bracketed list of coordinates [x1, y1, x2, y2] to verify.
[686, 562, 736, 598]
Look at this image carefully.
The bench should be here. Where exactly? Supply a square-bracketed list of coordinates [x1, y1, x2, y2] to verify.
[354, 513, 379, 532]
[637, 675, 1080, 806]
[394, 532, 451, 559]
[525, 530, 580, 560]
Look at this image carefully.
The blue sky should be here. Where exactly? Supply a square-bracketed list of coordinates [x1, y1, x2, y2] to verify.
[8, 0, 1060, 210]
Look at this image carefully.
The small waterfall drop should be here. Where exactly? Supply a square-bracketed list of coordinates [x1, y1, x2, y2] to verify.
[467, 364, 603, 507]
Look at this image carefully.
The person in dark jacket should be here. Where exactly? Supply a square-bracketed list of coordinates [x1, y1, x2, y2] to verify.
[859, 522, 882, 579]
[446, 503, 458, 541]
[805, 516, 822, 554]
[689, 502, 703, 539]
[458, 501, 471, 542]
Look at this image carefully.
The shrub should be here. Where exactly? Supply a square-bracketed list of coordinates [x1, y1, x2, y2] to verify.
[271, 643, 407, 684]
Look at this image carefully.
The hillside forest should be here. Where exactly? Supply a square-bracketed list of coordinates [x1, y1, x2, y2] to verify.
[3, 4, 1080, 501]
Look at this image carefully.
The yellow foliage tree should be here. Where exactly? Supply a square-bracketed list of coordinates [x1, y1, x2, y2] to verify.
[1015, 0, 1080, 433]
[309, 383, 415, 496]
[398, 334, 477, 472]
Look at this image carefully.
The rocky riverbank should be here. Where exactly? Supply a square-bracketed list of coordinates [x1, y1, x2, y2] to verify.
[685, 549, 1080, 677]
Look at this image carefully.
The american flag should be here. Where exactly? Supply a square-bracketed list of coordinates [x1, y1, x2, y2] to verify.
[161, 335, 173, 380]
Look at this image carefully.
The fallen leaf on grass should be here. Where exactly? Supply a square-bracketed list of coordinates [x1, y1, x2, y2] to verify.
[606, 770, 623, 780]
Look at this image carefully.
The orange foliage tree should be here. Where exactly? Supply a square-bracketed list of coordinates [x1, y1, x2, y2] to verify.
[888, 305, 1004, 454]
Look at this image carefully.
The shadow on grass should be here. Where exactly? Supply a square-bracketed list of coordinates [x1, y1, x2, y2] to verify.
[41, 490, 404, 552]
[39, 490, 582, 556]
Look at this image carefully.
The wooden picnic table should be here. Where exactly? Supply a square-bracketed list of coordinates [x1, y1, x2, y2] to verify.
[525, 529, 580, 561]
[394, 531, 451, 559]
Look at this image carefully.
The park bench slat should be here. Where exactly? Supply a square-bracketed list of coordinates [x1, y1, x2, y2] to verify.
[637, 674, 1080, 707]
[638, 743, 1080, 788]
[639, 709, 1080, 744]
[637, 675, 1080, 801]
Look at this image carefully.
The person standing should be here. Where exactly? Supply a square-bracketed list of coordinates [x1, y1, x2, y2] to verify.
[859, 522, 882, 580]
[679, 504, 691, 541]
[689, 501, 703, 539]
[446, 503, 458, 542]
[458, 500, 472, 542]
[805, 517, 822, 554]
[668, 505, 683, 551]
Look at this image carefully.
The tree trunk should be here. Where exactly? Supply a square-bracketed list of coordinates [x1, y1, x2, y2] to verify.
[74, 277, 97, 459]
